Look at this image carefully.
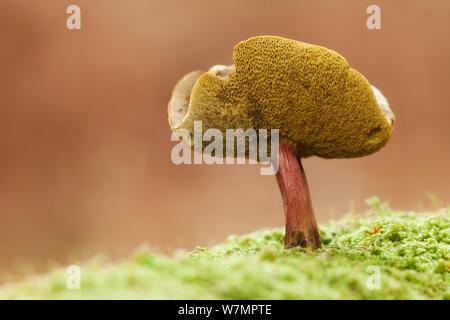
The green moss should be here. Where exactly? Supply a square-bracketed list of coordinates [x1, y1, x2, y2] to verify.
[0, 199, 448, 299]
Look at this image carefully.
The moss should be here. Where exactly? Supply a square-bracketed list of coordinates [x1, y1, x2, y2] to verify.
[0, 200, 448, 299]
[173, 36, 394, 159]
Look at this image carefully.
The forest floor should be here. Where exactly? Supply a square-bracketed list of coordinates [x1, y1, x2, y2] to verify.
[0, 197, 448, 299]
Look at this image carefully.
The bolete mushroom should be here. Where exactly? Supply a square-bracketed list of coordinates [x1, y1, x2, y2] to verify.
[168, 36, 395, 249]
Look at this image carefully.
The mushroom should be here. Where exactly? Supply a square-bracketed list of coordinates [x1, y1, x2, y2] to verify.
[168, 36, 395, 249]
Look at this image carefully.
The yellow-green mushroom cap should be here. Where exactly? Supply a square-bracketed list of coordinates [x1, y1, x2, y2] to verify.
[168, 36, 395, 159]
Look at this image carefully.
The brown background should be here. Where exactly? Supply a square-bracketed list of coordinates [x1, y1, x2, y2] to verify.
[0, 0, 449, 277]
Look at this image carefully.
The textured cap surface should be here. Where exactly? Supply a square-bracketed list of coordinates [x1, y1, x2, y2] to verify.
[169, 36, 394, 159]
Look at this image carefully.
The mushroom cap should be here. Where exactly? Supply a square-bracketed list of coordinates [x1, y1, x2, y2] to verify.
[168, 36, 395, 159]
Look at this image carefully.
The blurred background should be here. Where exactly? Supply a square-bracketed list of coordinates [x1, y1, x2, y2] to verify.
[0, 0, 449, 278]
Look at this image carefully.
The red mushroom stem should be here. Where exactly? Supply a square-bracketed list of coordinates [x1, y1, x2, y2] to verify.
[275, 141, 322, 249]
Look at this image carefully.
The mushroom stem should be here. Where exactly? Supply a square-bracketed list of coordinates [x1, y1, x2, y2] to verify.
[275, 141, 322, 249]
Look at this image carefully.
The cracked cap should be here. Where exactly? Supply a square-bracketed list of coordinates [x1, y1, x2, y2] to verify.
[168, 36, 395, 159]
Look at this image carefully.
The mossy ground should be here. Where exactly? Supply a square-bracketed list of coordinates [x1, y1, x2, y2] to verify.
[0, 198, 448, 299]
